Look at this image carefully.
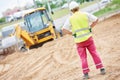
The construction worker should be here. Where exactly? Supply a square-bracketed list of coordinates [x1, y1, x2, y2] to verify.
[62, 1, 105, 79]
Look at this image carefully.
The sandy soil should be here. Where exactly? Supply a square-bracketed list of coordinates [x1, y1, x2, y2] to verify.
[0, 14, 120, 80]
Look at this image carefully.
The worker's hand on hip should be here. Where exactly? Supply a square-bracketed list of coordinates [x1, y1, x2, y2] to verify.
[89, 28, 92, 32]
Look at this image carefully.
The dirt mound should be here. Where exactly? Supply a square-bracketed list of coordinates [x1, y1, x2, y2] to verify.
[0, 14, 120, 80]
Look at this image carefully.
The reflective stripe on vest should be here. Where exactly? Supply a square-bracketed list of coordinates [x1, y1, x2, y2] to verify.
[74, 27, 90, 33]
[70, 12, 92, 43]
[76, 32, 91, 38]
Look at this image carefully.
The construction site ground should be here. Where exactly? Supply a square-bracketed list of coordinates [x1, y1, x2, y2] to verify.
[0, 13, 120, 80]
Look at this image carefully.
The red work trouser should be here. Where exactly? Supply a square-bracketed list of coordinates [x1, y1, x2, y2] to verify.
[76, 37, 103, 74]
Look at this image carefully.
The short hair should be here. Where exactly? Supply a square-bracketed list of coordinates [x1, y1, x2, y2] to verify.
[71, 7, 79, 13]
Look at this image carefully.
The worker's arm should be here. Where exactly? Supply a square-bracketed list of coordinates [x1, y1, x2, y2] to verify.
[62, 28, 72, 35]
[62, 17, 72, 35]
[90, 19, 98, 28]
[85, 12, 98, 28]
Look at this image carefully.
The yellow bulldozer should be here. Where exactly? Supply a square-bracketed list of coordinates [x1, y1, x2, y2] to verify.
[13, 7, 61, 50]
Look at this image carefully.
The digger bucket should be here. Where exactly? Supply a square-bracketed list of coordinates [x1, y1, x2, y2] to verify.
[1, 36, 18, 54]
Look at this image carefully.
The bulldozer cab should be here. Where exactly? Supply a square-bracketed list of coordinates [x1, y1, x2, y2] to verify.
[24, 8, 52, 33]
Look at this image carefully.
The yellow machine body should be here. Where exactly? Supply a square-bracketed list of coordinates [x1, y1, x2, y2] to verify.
[14, 8, 58, 49]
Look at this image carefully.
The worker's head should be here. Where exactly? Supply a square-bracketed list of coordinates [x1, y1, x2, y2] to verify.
[69, 1, 79, 13]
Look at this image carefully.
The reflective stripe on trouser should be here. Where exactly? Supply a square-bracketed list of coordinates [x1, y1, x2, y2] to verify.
[76, 37, 103, 74]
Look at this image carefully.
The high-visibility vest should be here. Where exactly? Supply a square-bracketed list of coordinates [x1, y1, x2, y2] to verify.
[70, 12, 92, 43]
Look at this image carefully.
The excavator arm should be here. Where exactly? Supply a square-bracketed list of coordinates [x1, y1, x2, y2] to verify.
[14, 25, 35, 48]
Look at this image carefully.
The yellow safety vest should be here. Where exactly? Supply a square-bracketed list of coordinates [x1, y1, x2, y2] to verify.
[70, 12, 92, 43]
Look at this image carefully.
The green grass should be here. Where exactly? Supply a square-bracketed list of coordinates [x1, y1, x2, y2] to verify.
[80, 1, 98, 8]
[94, 5, 120, 17]
[94, 0, 120, 17]
[51, 8, 69, 20]
[0, 19, 23, 29]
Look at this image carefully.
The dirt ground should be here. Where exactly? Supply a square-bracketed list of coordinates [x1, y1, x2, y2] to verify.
[0, 14, 120, 80]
